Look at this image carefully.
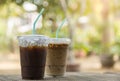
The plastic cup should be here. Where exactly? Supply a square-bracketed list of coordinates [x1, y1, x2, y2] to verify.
[45, 38, 71, 77]
[17, 35, 49, 80]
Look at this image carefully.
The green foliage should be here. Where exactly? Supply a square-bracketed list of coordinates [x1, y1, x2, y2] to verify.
[74, 42, 91, 52]
[0, 19, 9, 52]
[0, 2, 24, 18]
[89, 36, 102, 54]
[25, 26, 69, 38]
[0, 0, 6, 5]
[0, 19, 7, 35]
[110, 38, 120, 55]
[0, 0, 120, 55]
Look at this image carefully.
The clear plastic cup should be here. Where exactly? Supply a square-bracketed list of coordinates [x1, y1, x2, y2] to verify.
[45, 38, 71, 77]
[17, 35, 49, 80]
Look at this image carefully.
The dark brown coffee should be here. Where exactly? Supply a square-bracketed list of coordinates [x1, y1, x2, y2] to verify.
[46, 44, 69, 76]
[20, 46, 47, 80]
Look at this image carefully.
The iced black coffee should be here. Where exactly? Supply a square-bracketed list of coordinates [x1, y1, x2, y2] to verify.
[46, 38, 71, 77]
[18, 35, 49, 80]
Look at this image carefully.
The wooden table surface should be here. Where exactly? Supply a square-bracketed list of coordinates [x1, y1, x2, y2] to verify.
[0, 72, 120, 81]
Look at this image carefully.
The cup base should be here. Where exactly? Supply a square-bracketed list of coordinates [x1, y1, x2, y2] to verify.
[46, 73, 64, 77]
[21, 66, 45, 80]
[22, 77, 44, 80]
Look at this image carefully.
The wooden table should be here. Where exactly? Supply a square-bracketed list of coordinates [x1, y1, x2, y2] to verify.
[0, 72, 120, 81]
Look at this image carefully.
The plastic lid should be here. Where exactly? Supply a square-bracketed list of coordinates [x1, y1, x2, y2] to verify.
[49, 38, 71, 45]
[17, 35, 49, 47]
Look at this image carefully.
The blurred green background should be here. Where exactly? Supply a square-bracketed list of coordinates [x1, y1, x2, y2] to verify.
[1, 0, 120, 73]
[0, 0, 120, 55]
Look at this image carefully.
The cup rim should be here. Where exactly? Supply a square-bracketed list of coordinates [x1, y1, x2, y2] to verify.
[49, 38, 71, 44]
[17, 35, 49, 38]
